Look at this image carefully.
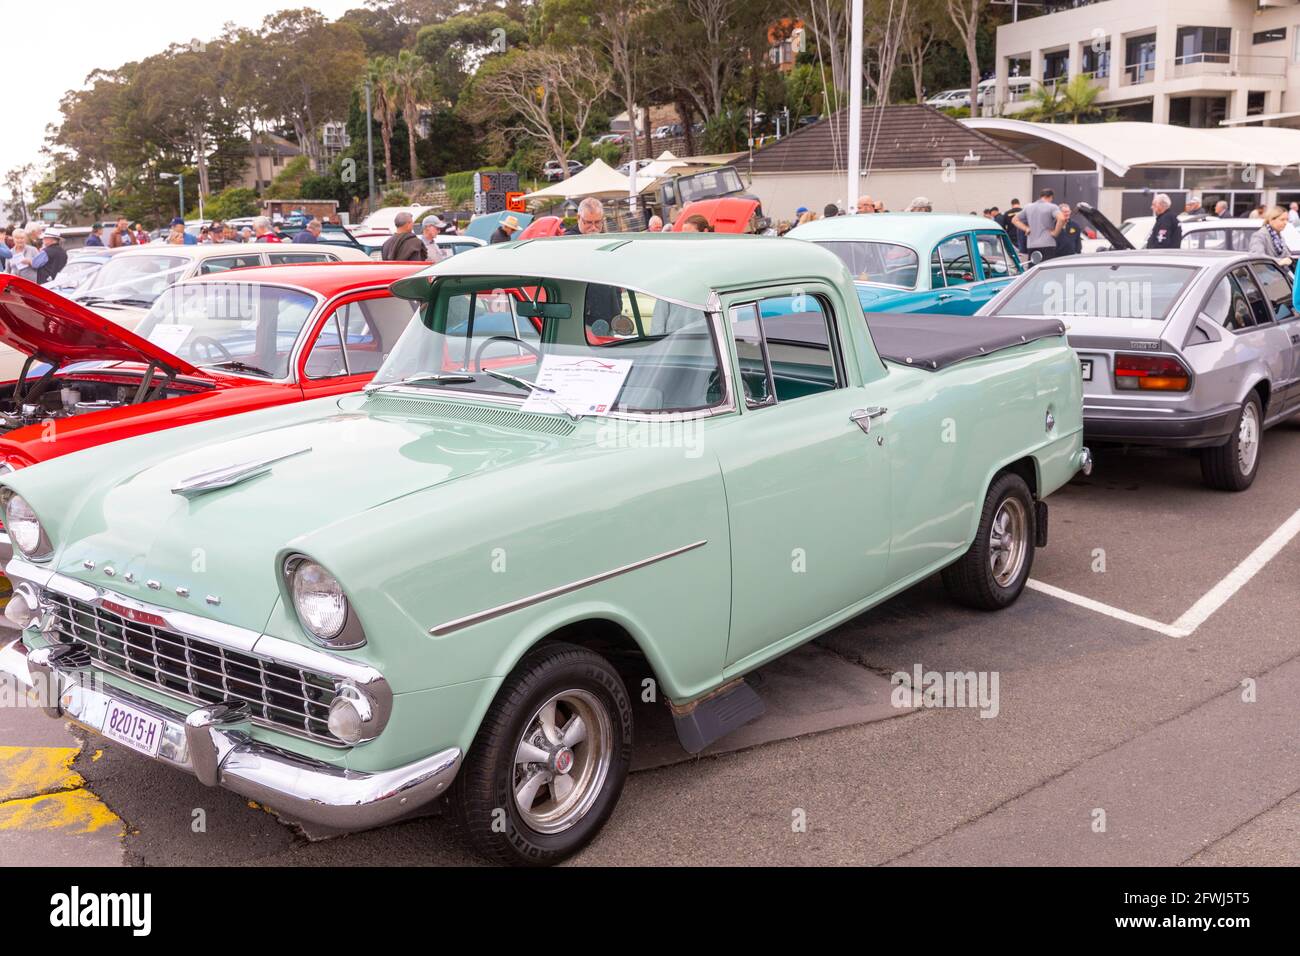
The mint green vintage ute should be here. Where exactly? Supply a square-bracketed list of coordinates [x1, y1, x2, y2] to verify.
[0, 235, 1089, 865]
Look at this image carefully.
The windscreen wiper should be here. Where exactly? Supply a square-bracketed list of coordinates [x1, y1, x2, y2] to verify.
[481, 369, 584, 421]
[365, 372, 478, 393]
[207, 360, 273, 378]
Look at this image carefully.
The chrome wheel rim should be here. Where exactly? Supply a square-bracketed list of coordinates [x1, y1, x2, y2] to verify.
[1237, 403, 1260, 476]
[988, 497, 1028, 588]
[512, 688, 612, 834]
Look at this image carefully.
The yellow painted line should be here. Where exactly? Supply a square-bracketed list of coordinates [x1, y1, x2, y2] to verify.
[0, 745, 83, 801]
[0, 789, 121, 835]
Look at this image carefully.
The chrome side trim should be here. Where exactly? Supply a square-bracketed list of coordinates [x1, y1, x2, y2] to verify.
[429, 540, 708, 636]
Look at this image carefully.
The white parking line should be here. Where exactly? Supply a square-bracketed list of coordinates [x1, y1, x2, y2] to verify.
[1030, 503, 1300, 638]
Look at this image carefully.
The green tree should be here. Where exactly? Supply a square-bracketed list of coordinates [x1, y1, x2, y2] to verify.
[392, 50, 438, 179]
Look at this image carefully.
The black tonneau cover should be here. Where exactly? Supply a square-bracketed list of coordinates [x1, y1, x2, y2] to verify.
[865, 313, 1066, 371]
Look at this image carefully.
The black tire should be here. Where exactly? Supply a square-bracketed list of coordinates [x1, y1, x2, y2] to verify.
[942, 472, 1036, 611]
[1200, 393, 1262, 492]
[450, 641, 633, 866]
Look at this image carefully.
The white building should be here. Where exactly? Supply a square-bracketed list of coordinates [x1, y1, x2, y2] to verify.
[990, 0, 1300, 128]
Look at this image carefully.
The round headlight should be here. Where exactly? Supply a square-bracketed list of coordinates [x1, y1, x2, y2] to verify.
[4, 493, 51, 560]
[289, 558, 349, 642]
[327, 685, 375, 743]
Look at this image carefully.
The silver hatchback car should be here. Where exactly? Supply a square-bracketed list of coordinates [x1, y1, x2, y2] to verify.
[982, 249, 1299, 491]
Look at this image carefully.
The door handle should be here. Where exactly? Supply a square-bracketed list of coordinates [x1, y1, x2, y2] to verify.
[849, 406, 888, 434]
[937, 293, 955, 301]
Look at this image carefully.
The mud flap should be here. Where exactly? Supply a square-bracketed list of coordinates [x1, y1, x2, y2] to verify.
[671, 679, 765, 755]
[1035, 500, 1049, 548]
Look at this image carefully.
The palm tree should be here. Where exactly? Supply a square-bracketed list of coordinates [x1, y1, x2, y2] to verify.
[1023, 75, 1103, 124]
[392, 50, 436, 180]
[366, 57, 399, 183]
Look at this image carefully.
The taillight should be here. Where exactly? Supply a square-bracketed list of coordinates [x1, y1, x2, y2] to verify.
[1114, 354, 1190, 391]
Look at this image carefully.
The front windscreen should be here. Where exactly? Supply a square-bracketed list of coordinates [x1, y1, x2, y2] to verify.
[76, 255, 188, 308]
[135, 282, 317, 378]
[370, 281, 726, 414]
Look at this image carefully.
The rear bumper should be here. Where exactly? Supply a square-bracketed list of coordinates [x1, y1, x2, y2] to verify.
[5, 642, 461, 832]
[1083, 403, 1238, 448]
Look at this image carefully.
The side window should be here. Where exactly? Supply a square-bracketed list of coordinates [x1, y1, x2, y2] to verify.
[1186, 229, 1228, 251]
[1232, 267, 1273, 326]
[974, 232, 1018, 279]
[1251, 260, 1296, 321]
[305, 311, 348, 378]
[932, 235, 976, 287]
[305, 296, 419, 379]
[1208, 275, 1252, 331]
[199, 254, 261, 275]
[729, 293, 843, 406]
[269, 252, 335, 264]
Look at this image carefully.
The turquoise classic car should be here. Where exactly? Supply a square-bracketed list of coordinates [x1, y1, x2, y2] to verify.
[0, 235, 1089, 865]
[788, 213, 1026, 315]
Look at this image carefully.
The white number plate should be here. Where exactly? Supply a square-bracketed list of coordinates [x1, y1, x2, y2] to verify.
[1080, 359, 1093, 381]
[101, 699, 163, 757]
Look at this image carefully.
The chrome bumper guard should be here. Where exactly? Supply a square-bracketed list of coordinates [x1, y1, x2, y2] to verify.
[1079, 446, 1093, 477]
[21, 645, 461, 831]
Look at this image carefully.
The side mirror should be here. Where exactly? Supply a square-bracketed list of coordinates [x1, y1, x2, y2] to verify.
[1029, 250, 1044, 266]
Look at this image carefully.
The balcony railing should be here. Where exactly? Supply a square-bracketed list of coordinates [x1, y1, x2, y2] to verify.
[1169, 53, 1286, 79]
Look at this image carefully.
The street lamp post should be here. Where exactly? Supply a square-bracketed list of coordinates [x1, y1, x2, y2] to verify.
[846, 0, 864, 212]
[364, 79, 377, 213]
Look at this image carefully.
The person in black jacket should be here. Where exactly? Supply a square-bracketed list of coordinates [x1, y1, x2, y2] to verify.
[1145, 193, 1182, 249]
[380, 212, 427, 261]
[489, 214, 521, 244]
[35, 229, 68, 283]
[999, 199, 1026, 253]
[1054, 203, 1085, 257]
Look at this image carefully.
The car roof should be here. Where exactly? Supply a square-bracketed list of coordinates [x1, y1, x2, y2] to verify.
[1040, 248, 1250, 265]
[788, 212, 1003, 247]
[104, 242, 362, 261]
[184, 261, 429, 294]
[390, 233, 852, 307]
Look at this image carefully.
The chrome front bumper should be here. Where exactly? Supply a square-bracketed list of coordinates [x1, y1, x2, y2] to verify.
[10, 642, 462, 832]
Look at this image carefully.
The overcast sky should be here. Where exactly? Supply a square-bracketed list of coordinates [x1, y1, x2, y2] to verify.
[4, 0, 362, 191]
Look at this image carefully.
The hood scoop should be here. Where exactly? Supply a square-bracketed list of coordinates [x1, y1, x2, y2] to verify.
[172, 447, 311, 500]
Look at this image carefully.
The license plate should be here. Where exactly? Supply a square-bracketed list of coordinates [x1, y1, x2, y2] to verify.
[101, 698, 163, 757]
[1080, 359, 1093, 381]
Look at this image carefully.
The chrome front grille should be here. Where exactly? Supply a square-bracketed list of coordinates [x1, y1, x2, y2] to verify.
[47, 593, 340, 745]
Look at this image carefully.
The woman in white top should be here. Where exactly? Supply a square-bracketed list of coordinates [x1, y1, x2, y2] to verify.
[3, 230, 38, 280]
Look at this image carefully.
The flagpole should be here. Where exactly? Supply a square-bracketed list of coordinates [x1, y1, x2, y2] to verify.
[847, 0, 864, 211]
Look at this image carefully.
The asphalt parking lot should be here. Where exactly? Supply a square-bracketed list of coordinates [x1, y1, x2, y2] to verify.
[3, 426, 1299, 867]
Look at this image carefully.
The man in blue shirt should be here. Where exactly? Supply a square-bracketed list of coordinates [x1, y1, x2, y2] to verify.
[170, 217, 198, 245]
[84, 224, 105, 246]
[292, 219, 321, 243]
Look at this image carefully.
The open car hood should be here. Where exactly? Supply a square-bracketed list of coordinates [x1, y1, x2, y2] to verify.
[0, 274, 202, 376]
[672, 197, 763, 234]
[1073, 202, 1134, 252]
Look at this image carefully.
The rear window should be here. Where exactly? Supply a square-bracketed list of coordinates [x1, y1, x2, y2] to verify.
[994, 264, 1197, 320]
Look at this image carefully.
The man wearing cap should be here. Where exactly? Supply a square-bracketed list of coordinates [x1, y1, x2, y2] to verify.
[490, 214, 521, 244]
[421, 217, 447, 261]
[169, 217, 197, 244]
[85, 223, 105, 247]
[381, 211, 427, 260]
[34, 228, 68, 284]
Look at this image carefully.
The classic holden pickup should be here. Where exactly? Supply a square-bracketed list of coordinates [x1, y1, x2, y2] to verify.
[0, 234, 1090, 865]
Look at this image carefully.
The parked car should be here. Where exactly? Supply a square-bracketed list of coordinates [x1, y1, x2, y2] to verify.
[1077, 206, 1296, 256]
[592, 133, 625, 147]
[671, 198, 770, 234]
[652, 123, 684, 139]
[63, 243, 374, 348]
[0, 235, 1087, 864]
[357, 205, 434, 235]
[435, 234, 487, 256]
[789, 213, 1025, 315]
[0, 263, 426, 580]
[542, 159, 585, 182]
[617, 158, 654, 178]
[981, 248, 1299, 490]
[53, 243, 371, 365]
[925, 88, 971, 109]
[43, 247, 120, 296]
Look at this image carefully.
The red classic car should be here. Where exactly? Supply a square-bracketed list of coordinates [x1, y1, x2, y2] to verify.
[0, 262, 428, 573]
